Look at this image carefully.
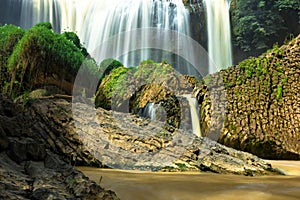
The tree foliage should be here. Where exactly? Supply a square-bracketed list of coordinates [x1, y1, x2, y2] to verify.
[231, 0, 300, 52]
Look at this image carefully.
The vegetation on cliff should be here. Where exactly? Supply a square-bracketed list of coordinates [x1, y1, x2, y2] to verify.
[231, 0, 299, 54]
[94, 60, 197, 128]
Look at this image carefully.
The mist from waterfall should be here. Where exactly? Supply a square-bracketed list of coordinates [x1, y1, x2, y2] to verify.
[204, 0, 232, 73]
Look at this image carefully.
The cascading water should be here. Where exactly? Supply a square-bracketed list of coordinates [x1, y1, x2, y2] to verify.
[140, 103, 157, 121]
[139, 102, 167, 123]
[139, 97, 201, 137]
[82, 0, 191, 68]
[182, 94, 202, 137]
[18, 0, 192, 72]
[2, 0, 233, 74]
[20, 0, 92, 32]
[204, 0, 232, 73]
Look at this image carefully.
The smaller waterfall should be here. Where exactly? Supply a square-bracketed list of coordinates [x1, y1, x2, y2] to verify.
[205, 0, 232, 73]
[182, 94, 201, 137]
[140, 103, 157, 121]
[139, 102, 167, 122]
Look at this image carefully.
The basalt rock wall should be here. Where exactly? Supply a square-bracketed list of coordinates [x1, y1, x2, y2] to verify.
[195, 34, 300, 159]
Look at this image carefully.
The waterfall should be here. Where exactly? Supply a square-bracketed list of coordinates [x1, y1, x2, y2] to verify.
[18, 0, 192, 70]
[20, 0, 93, 34]
[204, 0, 232, 73]
[140, 97, 201, 137]
[140, 103, 157, 121]
[139, 102, 167, 122]
[182, 94, 201, 137]
[1, 0, 234, 74]
[82, 0, 190, 68]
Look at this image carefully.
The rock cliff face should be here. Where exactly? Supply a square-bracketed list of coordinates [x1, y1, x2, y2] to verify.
[195, 34, 300, 159]
[0, 95, 119, 200]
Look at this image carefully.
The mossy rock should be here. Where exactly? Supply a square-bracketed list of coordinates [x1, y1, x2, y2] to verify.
[196, 34, 300, 159]
[6, 22, 86, 98]
[95, 60, 196, 129]
[95, 66, 130, 109]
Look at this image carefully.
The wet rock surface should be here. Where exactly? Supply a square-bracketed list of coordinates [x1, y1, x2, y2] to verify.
[0, 95, 119, 200]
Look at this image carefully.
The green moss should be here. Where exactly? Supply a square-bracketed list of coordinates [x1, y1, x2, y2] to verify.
[238, 42, 287, 80]
[34, 22, 53, 29]
[276, 85, 283, 99]
[281, 77, 287, 84]
[231, 124, 237, 132]
[236, 75, 245, 85]
[62, 31, 89, 57]
[140, 59, 155, 65]
[98, 58, 124, 81]
[175, 163, 188, 171]
[95, 60, 181, 110]
[105, 67, 129, 96]
[7, 22, 85, 97]
[133, 61, 173, 84]
[203, 75, 211, 84]
[95, 66, 130, 108]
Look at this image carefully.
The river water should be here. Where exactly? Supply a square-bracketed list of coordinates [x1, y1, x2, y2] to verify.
[78, 161, 300, 200]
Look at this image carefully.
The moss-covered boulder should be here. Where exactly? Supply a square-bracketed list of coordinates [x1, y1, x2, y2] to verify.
[195, 34, 300, 159]
[3, 22, 93, 98]
[95, 60, 198, 129]
[95, 66, 129, 109]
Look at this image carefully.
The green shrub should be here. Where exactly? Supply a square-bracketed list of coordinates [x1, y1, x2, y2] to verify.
[62, 31, 89, 57]
[0, 24, 25, 91]
[7, 22, 85, 97]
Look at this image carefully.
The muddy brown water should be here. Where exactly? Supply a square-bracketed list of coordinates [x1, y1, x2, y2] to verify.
[78, 161, 300, 200]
